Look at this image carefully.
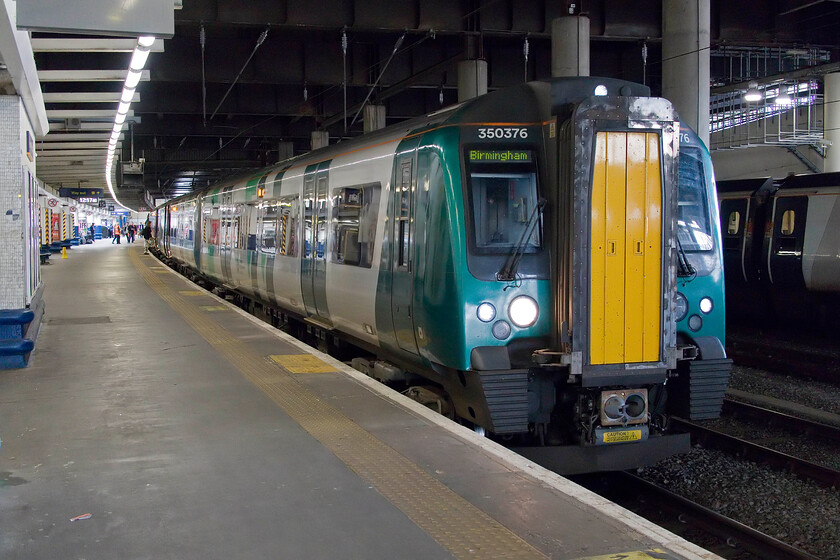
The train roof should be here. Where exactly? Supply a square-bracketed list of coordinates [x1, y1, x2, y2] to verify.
[778, 170, 840, 190]
[716, 176, 775, 194]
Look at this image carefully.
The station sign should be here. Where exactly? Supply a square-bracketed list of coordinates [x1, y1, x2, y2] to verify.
[99, 200, 107, 208]
[59, 187, 103, 199]
[111, 210, 130, 216]
[107, 205, 115, 212]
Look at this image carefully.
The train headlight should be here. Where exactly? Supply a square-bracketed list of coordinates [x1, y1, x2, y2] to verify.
[476, 302, 496, 323]
[675, 292, 688, 322]
[699, 297, 714, 314]
[688, 314, 703, 332]
[594, 85, 608, 96]
[508, 296, 539, 328]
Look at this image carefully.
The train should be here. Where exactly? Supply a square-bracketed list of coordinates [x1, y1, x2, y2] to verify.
[718, 171, 840, 327]
[150, 77, 731, 474]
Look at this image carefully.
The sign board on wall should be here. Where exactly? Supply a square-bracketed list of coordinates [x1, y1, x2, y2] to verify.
[59, 188, 103, 199]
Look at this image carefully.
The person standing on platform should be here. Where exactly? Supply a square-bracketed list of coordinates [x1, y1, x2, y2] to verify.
[141, 221, 153, 254]
[89, 224, 95, 242]
[127, 223, 135, 243]
[113, 223, 121, 244]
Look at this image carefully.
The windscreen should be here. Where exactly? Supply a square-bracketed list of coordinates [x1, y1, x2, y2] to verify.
[678, 147, 714, 252]
[467, 149, 540, 253]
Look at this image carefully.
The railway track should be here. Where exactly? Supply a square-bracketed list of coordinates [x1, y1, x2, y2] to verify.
[671, 399, 840, 488]
[726, 331, 840, 384]
[578, 471, 821, 560]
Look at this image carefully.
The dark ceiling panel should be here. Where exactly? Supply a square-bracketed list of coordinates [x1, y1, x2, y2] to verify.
[354, 0, 417, 29]
[511, 0, 543, 32]
[217, 0, 288, 25]
[418, 0, 463, 31]
[603, 0, 660, 38]
[286, 0, 353, 27]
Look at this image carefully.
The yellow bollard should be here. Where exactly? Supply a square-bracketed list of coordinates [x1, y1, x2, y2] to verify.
[61, 247, 68, 259]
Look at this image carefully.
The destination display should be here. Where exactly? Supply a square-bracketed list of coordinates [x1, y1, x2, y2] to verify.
[468, 149, 532, 163]
[78, 197, 99, 204]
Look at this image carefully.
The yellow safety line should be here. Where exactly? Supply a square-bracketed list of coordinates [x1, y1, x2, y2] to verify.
[129, 248, 547, 560]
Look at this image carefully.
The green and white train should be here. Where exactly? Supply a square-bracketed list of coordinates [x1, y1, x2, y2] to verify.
[153, 77, 730, 473]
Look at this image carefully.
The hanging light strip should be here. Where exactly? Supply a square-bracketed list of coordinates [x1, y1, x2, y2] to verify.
[105, 35, 156, 212]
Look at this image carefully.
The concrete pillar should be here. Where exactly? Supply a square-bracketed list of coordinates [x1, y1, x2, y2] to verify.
[551, 15, 590, 77]
[311, 130, 329, 150]
[662, 0, 711, 147]
[363, 104, 386, 133]
[825, 73, 840, 173]
[457, 59, 488, 103]
[278, 141, 294, 162]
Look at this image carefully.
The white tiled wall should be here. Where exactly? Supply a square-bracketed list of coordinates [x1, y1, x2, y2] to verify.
[0, 96, 30, 309]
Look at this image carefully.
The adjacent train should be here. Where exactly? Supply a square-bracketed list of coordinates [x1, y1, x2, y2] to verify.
[151, 77, 731, 474]
[718, 171, 840, 326]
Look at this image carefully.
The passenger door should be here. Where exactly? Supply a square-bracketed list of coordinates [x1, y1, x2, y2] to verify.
[301, 162, 331, 321]
[719, 197, 749, 284]
[767, 194, 808, 288]
[391, 145, 420, 355]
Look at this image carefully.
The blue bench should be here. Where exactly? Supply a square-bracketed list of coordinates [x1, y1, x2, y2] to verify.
[0, 309, 39, 369]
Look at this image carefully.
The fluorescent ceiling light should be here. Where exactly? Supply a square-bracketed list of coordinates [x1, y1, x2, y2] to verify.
[138, 36, 156, 48]
[120, 88, 135, 103]
[115, 112, 127, 125]
[117, 101, 131, 115]
[129, 48, 150, 71]
[125, 69, 142, 89]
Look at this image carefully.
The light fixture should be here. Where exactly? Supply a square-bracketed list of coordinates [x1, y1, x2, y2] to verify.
[129, 48, 150, 71]
[120, 87, 135, 103]
[775, 90, 792, 105]
[125, 70, 142, 89]
[744, 81, 762, 102]
[105, 36, 157, 214]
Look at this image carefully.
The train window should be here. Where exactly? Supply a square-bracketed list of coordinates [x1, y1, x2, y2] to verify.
[276, 195, 299, 257]
[330, 183, 381, 268]
[466, 149, 540, 253]
[727, 211, 741, 235]
[781, 210, 795, 235]
[677, 147, 714, 251]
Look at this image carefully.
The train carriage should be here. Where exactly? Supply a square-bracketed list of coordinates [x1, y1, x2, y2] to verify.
[154, 77, 731, 474]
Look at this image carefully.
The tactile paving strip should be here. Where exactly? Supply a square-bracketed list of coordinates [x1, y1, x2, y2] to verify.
[130, 250, 547, 560]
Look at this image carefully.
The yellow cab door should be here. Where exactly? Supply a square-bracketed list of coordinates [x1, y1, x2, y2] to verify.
[589, 131, 662, 365]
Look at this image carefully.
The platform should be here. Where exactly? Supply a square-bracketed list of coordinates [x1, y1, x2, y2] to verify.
[0, 241, 719, 560]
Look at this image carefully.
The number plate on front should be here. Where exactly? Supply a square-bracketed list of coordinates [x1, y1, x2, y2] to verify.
[603, 429, 642, 444]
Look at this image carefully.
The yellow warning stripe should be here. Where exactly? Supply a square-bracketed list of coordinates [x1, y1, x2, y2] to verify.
[129, 249, 546, 560]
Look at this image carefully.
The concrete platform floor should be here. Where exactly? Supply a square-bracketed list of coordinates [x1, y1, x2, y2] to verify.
[0, 240, 720, 560]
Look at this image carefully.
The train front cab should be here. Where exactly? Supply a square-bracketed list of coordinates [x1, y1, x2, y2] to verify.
[443, 79, 696, 472]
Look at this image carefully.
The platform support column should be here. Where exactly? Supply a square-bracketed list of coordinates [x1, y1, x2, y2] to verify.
[662, 0, 710, 147]
[363, 104, 386, 133]
[311, 130, 329, 151]
[551, 15, 589, 77]
[825, 73, 840, 173]
[457, 59, 487, 102]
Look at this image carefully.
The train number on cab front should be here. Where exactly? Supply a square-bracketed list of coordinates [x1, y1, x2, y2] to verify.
[476, 127, 528, 139]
